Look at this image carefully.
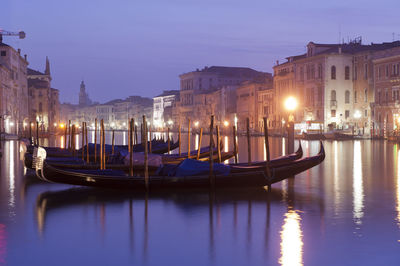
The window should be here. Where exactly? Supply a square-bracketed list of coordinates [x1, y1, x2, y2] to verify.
[331, 110, 336, 117]
[365, 110, 368, 117]
[300, 66, 304, 81]
[331, 90, 336, 101]
[386, 65, 389, 77]
[364, 88, 368, 102]
[345, 110, 350, 119]
[345, 66, 350, 80]
[331, 66, 336, 80]
[354, 91, 357, 103]
[378, 90, 381, 103]
[345, 90, 350, 103]
[0, 51, 6, 56]
[39, 103, 43, 112]
[364, 63, 368, 79]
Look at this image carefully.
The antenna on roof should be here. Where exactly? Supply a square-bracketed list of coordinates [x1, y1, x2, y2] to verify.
[338, 24, 341, 44]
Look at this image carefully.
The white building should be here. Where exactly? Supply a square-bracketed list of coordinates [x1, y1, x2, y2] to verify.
[153, 90, 179, 128]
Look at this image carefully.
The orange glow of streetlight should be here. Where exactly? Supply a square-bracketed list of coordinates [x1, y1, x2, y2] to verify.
[284, 96, 298, 112]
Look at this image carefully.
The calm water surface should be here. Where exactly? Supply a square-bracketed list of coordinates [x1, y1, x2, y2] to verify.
[1, 133, 400, 265]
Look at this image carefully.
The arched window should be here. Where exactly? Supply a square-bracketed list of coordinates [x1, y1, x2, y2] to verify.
[345, 90, 350, 103]
[39, 103, 43, 112]
[331, 90, 336, 101]
[331, 66, 336, 80]
[345, 66, 350, 80]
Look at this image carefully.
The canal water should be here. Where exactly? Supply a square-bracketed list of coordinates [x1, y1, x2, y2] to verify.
[1, 133, 400, 265]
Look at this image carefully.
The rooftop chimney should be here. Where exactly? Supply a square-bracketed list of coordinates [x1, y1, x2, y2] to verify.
[24, 54, 27, 61]
[276, 60, 279, 65]
[17, 48, 21, 54]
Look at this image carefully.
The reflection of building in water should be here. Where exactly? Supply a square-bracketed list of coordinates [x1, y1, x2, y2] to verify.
[353, 141, 364, 225]
[279, 210, 303, 266]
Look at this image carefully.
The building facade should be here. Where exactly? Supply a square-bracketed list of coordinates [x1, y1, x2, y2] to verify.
[0, 42, 29, 134]
[153, 90, 179, 128]
[27, 57, 60, 131]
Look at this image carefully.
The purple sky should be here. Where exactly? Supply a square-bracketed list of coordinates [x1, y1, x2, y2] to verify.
[3, 0, 400, 103]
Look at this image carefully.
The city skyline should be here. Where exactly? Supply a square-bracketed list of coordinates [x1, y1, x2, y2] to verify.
[3, 0, 400, 103]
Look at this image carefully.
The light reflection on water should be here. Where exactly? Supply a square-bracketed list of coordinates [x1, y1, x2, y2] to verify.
[279, 210, 303, 266]
[352, 141, 364, 225]
[3, 137, 400, 265]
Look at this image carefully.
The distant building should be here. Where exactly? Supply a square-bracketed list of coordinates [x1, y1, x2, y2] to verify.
[178, 66, 271, 128]
[0, 42, 29, 134]
[236, 76, 274, 132]
[153, 90, 179, 128]
[27, 57, 60, 131]
[78, 80, 92, 106]
[61, 95, 153, 129]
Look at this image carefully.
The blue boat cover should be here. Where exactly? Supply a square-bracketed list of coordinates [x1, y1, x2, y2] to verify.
[157, 159, 231, 177]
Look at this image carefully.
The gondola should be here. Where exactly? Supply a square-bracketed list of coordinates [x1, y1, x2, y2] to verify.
[26, 138, 179, 157]
[35, 142, 324, 189]
[24, 141, 229, 170]
[29, 142, 302, 175]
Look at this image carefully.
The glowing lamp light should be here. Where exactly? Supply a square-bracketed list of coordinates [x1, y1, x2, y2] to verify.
[23, 122, 27, 127]
[223, 120, 229, 127]
[9, 122, 14, 126]
[194, 121, 199, 127]
[167, 120, 173, 125]
[123, 122, 126, 126]
[54, 123, 57, 127]
[354, 110, 362, 119]
[30, 122, 34, 127]
[59, 123, 65, 129]
[397, 116, 400, 124]
[111, 122, 116, 127]
[284, 96, 298, 112]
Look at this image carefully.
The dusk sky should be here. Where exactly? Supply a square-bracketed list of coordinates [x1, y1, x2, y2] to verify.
[3, 0, 400, 104]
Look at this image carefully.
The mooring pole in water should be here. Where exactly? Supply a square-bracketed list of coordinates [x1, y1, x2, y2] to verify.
[135, 125, 138, 145]
[85, 122, 89, 163]
[233, 125, 238, 164]
[209, 115, 214, 185]
[178, 124, 181, 156]
[188, 119, 191, 159]
[100, 120, 103, 169]
[197, 128, 203, 160]
[246, 117, 251, 165]
[216, 125, 221, 163]
[36, 121, 39, 147]
[102, 120, 106, 169]
[149, 125, 152, 153]
[63, 123, 67, 149]
[71, 125, 76, 157]
[167, 127, 170, 154]
[112, 129, 115, 155]
[94, 118, 97, 163]
[129, 119, 134, 176]
[82, 122, 85, 160]
[263, 117, 272, 190]
[143, 116, 149, 190]
[68, 120, 71, 150]
[141, 124, 144, 147]
[29, 122, 32, 145]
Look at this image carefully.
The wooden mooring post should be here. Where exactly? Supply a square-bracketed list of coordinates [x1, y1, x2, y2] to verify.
[178, 125, 182, 156]
[188, 119, 191, 159]
[197, 128, 203, 160]
[94, 118, 98, 163]
[216, 125, 221, 163]
[209, 115, 214, 185]
[233, 125, 238, 164]
[263, 117, 272, 190]
[143, 116, 149, 190]
[167, 127, 170, 154]
[246, 117, 251, 165]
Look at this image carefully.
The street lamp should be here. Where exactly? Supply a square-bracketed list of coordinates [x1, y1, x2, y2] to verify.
[284, 96, 298, 154]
